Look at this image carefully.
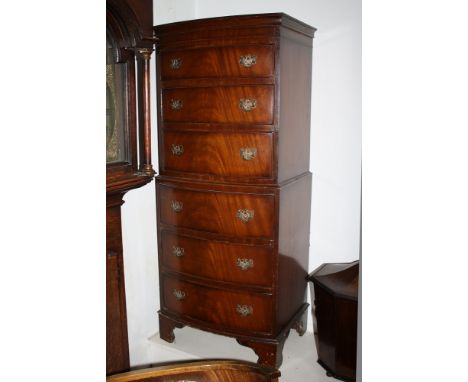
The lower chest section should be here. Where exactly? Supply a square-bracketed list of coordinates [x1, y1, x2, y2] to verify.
[156, 180, 279, 336]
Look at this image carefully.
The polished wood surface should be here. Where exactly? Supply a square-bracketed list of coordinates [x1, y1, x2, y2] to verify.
[154, 13, 315, 368]
[107, 195, 130, 374]
[162, 274, 274, 334]
[162, 86, 274, 124]
[161, 131, 274, 179]
[154, 13, 314, 46]
[107, 0, 155, 375]
[308, 261, 359, 382]
[277, 174, 312, 331]
[158, 183, 275, 238]
[137, 47, 156, 176]
[277, 28, 313, 182]
[161, 230, 274, 287]
[107, 360, 280, 382]
[161, 45, 275, 79]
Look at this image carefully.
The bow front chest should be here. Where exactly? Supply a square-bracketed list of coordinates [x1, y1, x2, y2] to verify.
[154, 13, 315, 368]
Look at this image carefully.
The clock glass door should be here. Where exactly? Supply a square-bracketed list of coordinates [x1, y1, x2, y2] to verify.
[106, 34, 129, 164]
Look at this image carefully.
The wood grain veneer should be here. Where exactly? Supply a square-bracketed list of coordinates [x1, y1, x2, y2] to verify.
[161, 45, 275, 79]
[162, 86, 274, 124]
[107, 360, 280, 382]
[160, 230, 274, 287]
[161, 131, 274, 179]
[154, 13, 316, 368]
[162, 274, 274, 335]
[158, 183, 275, 238]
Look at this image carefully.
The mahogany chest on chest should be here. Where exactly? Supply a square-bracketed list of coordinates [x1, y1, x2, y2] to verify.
[154, 13, 315, 368]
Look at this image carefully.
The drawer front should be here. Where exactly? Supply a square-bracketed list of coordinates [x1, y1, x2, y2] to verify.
[158, 185, 275, 238]
[161, 231, 274, 287]
[162, 275, 273, 334]
[160, 45, 274, 79]
[162, 131, 274, 179]
[162, 86, 274, 124]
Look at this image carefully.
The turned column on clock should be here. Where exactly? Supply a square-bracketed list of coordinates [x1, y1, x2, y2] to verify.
[136, 47, 155, 176]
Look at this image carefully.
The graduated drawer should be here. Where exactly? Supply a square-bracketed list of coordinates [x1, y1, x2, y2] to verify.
[162, 131, 273, 179]
[158, 184, 275, 238]
[161, 231, 274, 287]
[162, 86, 274, 124]
[160, 45, 274, 79]
[162, 274, 273, 334]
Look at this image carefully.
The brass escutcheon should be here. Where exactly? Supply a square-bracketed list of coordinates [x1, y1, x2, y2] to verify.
[171, 144, 184, 156]
[239, 54, 257, 68]
[236, 258, 254, 271]
[171, 200, 183, 212]
[239, 98, 257, 112]
[236, 304, 253, 317]
[240, 147, 257, 161]
[172, 246, 185, 257]
[170, 99, 183, 110]
[236, 209, 254, 223]
[170, 58, 182, 69]
[173, 289, 186, 301]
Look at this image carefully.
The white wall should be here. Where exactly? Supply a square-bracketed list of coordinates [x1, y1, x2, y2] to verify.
[120, 53, 159, 364]
[121, 0, 361, 366]
[154, 0, 197, 25]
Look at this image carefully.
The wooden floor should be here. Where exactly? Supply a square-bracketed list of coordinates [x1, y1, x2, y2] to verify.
[128, 327, 335, 382]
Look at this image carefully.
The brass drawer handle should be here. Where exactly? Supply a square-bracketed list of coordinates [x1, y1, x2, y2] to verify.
[236, 209, 254, 223]
[171, 200, 183, 212]
[236, 304, 253, 317]
[171, 144, 184, 156]
[170, 58, 182, 70]
[173, 289, 186, 301]
[239, 54, 257, 68]
[236, 258, 254, 271]
[170, 99, 183, 110]
[172, 246, 185, 257]
[239, 98, 257, 112]
[240, 147, 257, 161]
